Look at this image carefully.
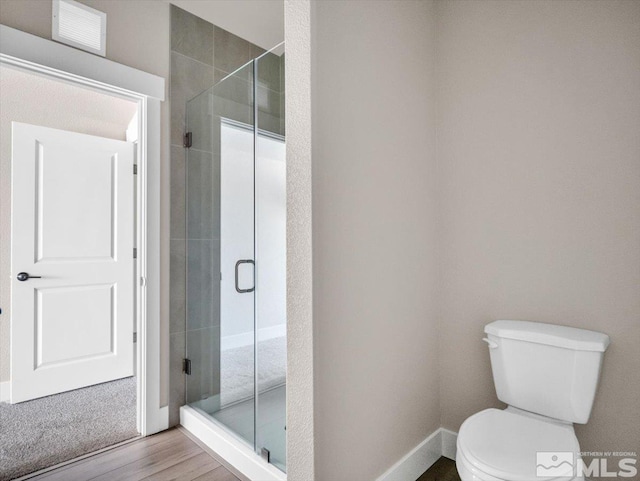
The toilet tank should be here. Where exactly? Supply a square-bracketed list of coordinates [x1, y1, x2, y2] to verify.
[484, 320, 610, 424]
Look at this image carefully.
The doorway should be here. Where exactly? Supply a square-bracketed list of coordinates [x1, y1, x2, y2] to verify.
[0, 64, 139, 479]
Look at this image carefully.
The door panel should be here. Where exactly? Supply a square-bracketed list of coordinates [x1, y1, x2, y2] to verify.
[10, 122, 135, 403]
[36, 284, 115, 368]
[35, 141, 117, 261]
[184, 61, 257, 447]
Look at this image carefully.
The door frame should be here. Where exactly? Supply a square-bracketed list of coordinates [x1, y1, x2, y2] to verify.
[0, 25, 167, 435]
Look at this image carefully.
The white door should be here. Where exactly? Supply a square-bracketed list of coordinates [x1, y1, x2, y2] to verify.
[10, 122, 135, 403]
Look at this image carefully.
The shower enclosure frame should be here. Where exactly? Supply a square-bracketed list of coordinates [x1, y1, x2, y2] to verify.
[180, 45, 287, 481]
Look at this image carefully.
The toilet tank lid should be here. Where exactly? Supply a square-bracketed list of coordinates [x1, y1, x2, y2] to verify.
[485, 320, 610, 352]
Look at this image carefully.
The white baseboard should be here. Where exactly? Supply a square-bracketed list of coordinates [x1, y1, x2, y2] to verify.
[158, 405, 169, 431]
[0, 381, 9, 402]
[376, 428, 458, 481]
[221, 324, 286, 351]
[441, 428, 457, 460]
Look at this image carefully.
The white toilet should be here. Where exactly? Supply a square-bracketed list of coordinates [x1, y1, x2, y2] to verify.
[456, 320, 610, 481]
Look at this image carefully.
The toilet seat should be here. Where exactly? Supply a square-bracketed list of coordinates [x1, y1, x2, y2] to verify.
[456, 408, 580, 481]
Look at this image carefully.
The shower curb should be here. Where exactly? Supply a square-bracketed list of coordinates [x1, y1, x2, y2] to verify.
[180, 405, 287, 481]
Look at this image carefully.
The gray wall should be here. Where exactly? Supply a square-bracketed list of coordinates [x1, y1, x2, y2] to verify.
[285, 0, 640, 479]
[169, 5, 284, 426]
[311, 1, 440, 479]
[436, 0, 640, 469]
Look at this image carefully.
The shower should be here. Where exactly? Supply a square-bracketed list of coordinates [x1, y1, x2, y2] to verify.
[180, 44, 287, 475]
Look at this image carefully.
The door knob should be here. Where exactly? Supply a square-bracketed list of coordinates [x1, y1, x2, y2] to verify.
[17, 272, 41, 282]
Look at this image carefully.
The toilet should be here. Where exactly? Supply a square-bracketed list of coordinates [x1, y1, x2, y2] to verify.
[456, 320, 610, 481]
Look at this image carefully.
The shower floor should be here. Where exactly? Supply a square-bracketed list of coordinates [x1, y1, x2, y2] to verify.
[205, 385, 286, 472]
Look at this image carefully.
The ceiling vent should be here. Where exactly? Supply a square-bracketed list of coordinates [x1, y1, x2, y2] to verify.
[52, 0, 107, 57]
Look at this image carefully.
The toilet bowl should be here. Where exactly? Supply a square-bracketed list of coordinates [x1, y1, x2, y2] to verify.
[455, 320, 609, 481]
[456, 407, 582, 481]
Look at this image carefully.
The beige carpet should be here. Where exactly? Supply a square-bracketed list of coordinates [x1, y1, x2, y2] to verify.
[0, 377, 137, 480]
[220, 336, 286, 407]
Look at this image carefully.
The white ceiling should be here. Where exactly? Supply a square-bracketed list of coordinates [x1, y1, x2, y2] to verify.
[168, 0, 284, 51]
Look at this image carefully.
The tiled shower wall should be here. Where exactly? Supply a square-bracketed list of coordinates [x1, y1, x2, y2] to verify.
[169, 5, 284, 427]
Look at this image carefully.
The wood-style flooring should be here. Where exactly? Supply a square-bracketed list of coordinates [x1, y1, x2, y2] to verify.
[23, 427, 459, 481]
[417, 456, 461, 481]
[25, 428, 244, 481]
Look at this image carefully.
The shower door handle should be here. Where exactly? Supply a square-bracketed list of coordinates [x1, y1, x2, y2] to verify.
[235, 259, 255, 293]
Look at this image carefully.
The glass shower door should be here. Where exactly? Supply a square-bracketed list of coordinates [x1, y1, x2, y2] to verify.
[185, 60, 256, 447]
[254, 46, 287, 472]
[184, 45, 286, 473]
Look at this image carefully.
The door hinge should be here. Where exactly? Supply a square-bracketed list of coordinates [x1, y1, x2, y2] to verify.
[133, 164, 138, 175]
[133, 247, 137, 258]
[133, 332, 137, 343]
[183, 358, 192, 375]
[183, 132, 193, 149]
